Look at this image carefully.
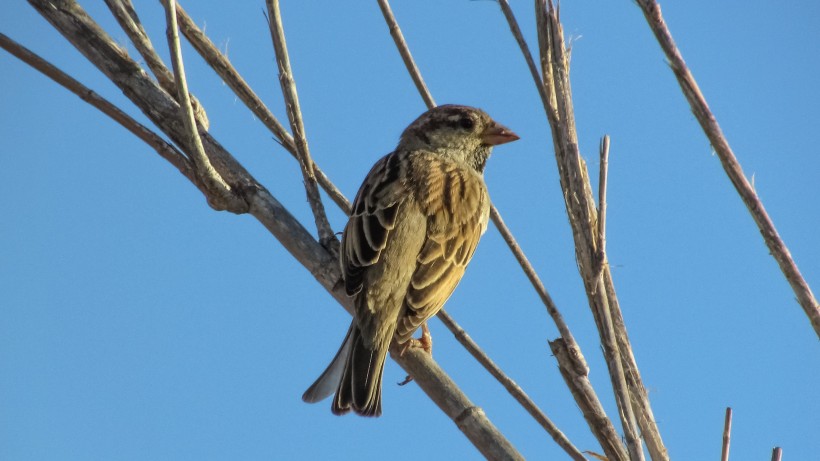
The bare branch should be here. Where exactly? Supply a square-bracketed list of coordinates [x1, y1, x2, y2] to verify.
[105, 0, 209, 129]
[162, 0, 238, 211]
[634, 0, 820, 339]
[438, 311, 587, 461]
[376, 0, 436, 109]
[172, 4, 350, 214]
[0, 32, 195, 186]
[596, 135, 610, 279]
[489, 207, 575, 343]
[721, 407, 732, 461]
[265, 0, 337, 251]
[550, 338, 628, 461]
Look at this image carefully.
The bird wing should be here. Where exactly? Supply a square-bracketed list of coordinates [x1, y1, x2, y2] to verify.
[341, 151, 406, 298]
[395, 156, 489, 343]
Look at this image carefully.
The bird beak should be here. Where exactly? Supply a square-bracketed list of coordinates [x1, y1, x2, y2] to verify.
[481, 122, 520, 146]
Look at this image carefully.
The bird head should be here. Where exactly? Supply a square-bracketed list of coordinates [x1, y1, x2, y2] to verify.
[398, 105, 519, 172]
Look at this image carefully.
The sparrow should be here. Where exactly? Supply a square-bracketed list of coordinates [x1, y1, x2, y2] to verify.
[302, 105, 519, 417]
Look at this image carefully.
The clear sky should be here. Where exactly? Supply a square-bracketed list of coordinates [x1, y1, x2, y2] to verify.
[2, 1, 819, 460]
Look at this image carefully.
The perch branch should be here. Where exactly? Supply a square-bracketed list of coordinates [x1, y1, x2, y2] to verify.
[634, 0, 820, 339]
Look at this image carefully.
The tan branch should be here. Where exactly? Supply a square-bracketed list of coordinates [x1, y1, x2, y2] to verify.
[550, 338, 628, 461]
[104, 0, 209, 129]
[376, 0, 436, 109]
[721, 407, 732, 461]
[172, 4, 350, 214]
[0, 32, 196, 186]
[265, 0, 337, 252]
[634, 0, 820, 339]
[162, 0, 239, 211]
[438, 311, 587, 461]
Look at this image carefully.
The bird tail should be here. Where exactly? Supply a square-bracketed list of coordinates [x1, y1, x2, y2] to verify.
[302, 322, 354, 404]
[332, 324, 388, 417]
[302, 320, 390, 416]
[302, 321, 389, 417]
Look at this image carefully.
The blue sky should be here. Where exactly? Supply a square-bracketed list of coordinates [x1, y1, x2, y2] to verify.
[2, 1, 818, 460]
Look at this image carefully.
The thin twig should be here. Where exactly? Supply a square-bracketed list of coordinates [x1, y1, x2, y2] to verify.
[634, 0, 820, 339]
[591, 135, 643, 460]
[438, 311, 587, 461]
[163, 0, 235, 210]
[489, 207, 574, 343]
[592, 133, 643, 461]
[376, 0, 436, 109]
[173, 4, 350, 214]
[550, 338, 628, 461]
[596, 279, 644, 461]
[721, 407, 732, 461]
[770, 447, 782, 461]
[105, 0, 209, 129]
[265, 0, 338, 252]
[498, 0, 552, 118]
[596, 135, 610, 279]
[0, 32, 196, 185]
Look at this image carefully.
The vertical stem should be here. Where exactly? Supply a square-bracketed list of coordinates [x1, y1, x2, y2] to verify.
[721, 407, 732, 461]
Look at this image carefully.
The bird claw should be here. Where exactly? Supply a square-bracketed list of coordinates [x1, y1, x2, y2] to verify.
[396, 324, 435, 386]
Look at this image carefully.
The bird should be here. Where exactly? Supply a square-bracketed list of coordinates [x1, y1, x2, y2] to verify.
[302, 104, 519, 417]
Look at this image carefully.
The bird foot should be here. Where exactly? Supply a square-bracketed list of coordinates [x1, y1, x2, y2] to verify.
[399, 323, 433, 356]
[397, 324, 434, 386]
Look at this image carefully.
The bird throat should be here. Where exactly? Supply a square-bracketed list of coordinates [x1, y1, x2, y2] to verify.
[469, 147, 491, 173]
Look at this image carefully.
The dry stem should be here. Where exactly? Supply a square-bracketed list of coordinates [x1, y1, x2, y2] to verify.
[0, 32, 197, 186]
[265, 0, 337, 252]
[376, 0, 436, 109]
[721, 407, 732, 461]
[438, 311, 586, 461]
[162, 0, 237, 211]
[172, 4, 350, 214]
[105, 0, 208, 129]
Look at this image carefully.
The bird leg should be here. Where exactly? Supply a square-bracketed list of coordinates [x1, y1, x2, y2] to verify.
[397, 323, 433, 386]
[399, 322, 433, 356]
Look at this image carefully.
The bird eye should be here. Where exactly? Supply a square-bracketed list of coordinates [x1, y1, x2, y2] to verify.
[459, 117, 475, 130]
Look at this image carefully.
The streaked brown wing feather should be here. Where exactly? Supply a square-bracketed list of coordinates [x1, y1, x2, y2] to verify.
[341, 151, 406, 297]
